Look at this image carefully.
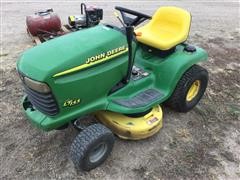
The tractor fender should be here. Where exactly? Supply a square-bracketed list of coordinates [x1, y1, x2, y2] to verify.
[156, 46, 208, 101]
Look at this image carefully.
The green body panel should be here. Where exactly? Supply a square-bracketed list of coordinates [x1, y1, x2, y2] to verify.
[108, 45, 207, 113]
[18, 25, 129, 130]
[18, 25, 127, 81]
[17, 24, 208, 131]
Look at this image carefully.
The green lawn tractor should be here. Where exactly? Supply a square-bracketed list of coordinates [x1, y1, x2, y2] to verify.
[17, 6, 208, 171]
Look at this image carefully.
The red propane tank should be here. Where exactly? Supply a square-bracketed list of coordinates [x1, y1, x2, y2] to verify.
[26, 9, 61, 36]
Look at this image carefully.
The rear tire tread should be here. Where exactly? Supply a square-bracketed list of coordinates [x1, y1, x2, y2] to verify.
[165, 64, 208, 112]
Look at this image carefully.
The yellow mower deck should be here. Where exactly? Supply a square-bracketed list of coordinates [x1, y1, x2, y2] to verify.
[95, 105, 163, 140]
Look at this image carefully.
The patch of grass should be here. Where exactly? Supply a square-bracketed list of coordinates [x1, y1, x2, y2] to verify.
[220, 151, 235, 162]
[0, 53, 8, 57]
[132, 165, 147, 178]
[176, 128, 191, 138]
[176, 128, 192, 142]
[227, 103, 240, 115]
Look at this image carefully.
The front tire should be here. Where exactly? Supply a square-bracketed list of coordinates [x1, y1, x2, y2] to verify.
[70, 124, 115, 171]
[165, 65, 208, 112]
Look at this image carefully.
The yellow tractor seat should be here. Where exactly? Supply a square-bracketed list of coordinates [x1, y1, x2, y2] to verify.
[135, 6, 191, 50]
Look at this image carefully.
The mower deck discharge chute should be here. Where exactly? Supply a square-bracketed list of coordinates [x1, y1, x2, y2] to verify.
[17, 4, 208, 171]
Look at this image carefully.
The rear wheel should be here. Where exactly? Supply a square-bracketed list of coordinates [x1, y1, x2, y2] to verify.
[165, 64, 208, 112]
[70, 124, 115, 171]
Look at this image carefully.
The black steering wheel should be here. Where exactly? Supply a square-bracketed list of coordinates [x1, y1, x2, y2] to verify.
[115, 6, 151, 26]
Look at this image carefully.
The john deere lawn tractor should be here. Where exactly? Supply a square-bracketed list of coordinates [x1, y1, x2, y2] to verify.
[17, 6, 208, 171]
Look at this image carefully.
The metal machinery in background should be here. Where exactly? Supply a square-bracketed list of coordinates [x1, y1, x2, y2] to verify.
[26, 3, 103, 43]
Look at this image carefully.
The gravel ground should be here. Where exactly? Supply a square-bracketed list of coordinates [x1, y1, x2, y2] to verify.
[1, 0, 240, 179]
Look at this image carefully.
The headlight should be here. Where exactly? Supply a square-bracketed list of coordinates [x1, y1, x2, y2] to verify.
[24, 77, 50, 93]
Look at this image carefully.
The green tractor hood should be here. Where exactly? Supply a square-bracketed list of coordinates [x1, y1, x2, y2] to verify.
[17, 25, 127, 81]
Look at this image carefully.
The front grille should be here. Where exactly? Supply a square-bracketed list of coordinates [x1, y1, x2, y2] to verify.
[23, 84, 59, 116]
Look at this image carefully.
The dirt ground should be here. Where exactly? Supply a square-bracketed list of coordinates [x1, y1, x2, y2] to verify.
[0, 0, 240, 179]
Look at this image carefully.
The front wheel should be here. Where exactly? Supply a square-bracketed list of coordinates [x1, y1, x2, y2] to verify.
[165, 65, 208, 112]
[70, 124, 115, 171]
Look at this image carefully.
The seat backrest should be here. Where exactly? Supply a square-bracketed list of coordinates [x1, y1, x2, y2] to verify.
[150, 6, 191, 38]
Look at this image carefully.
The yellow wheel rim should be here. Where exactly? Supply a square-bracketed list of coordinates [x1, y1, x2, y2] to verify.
[186, 80, 201, 102]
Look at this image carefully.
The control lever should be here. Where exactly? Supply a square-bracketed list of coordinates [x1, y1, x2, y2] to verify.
[114, 12, 125, 27]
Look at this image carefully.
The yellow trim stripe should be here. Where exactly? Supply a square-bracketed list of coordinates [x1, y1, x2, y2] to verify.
[53, 48, 128, 77]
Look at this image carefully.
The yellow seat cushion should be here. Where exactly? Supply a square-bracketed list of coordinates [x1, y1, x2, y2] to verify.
[136, 6, 191, 50]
